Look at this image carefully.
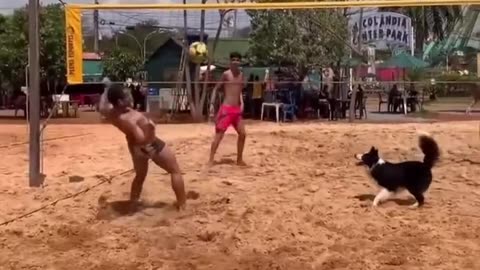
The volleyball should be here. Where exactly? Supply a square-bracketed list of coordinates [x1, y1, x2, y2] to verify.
[189, 41, 208, 64]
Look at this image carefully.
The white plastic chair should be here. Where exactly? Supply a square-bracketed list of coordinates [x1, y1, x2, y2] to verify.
[261, 90, 282, 123]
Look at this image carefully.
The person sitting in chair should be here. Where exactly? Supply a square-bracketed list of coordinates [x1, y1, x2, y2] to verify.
[388, 84, 401, 112]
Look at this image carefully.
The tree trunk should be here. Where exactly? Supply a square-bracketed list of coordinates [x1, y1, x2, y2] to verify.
[204, 9, 230, 121]
[349, 8, 363, 122]
[185, 59, 195, 115]
[415, 25, 424, 52]
[0, 77, 3, 108]
[192, 64, 202, 121]
[183, 0, 197, 119]
[190, 0, 208, 122]
[415, 8, 426, 52]
[54, 78, 58, 94]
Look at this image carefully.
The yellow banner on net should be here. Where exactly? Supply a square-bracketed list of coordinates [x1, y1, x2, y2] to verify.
[65, 7, 83, 84]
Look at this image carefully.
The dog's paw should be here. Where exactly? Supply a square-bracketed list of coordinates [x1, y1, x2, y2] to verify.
[416, 130, 432, 137]
[408, 202, 419, 209]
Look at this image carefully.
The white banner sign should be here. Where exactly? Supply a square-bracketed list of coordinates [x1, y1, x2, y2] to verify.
[350, 12, 413, 49]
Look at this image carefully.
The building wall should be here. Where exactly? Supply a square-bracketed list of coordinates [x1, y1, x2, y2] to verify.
[83, 59, 103, 82]
[145, 39, 183, 88]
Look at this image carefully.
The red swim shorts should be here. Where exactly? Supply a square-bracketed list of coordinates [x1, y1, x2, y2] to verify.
[215, 104, 242, 132]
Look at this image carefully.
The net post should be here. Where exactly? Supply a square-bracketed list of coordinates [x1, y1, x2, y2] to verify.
[28, 0, 42, 187]
[349, 8, 363, 122]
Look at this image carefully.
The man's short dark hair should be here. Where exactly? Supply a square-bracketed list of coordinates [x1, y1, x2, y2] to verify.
[107, 84, 127, 106]
[230, 51, 242, 60]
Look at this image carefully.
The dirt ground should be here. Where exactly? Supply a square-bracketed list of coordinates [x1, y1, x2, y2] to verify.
[0, 121, 480, 270]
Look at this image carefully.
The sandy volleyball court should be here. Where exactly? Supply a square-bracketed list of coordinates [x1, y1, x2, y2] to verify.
[0, 121, 479, 269]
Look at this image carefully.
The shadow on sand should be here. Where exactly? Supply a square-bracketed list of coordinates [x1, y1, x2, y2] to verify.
[96, 199, 170, 220]
[110, 200, 169, 215]
[96, 191, 200, 220]
[214, 158, 236, 165]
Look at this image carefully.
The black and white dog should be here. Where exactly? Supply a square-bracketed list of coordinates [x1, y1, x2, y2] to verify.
[354, 132, 440, 208]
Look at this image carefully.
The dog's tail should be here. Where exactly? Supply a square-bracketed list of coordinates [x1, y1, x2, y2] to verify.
[418, 131, 440, 168]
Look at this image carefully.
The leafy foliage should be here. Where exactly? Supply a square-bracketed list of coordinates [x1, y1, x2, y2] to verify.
[406, 68, 426, 81]
[83, 19, 170, 60]
[0, 4, 160, 93]
[102, 48, 142, 81]
[40, 4, 66, 81]
[380, 7, 462, 51]
[247, 8, 348, 74]
[0, 9, 28, 90]
[0, 4, 66, 91]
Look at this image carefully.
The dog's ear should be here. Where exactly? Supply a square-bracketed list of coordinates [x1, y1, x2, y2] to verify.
[369, 146, 376, 153]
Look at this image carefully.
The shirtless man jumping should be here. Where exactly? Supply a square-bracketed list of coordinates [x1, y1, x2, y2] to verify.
[99, 82, 186, 210]
[208, 51, 246, 166]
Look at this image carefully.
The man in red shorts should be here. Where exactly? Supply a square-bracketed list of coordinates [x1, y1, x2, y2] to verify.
[208, 51, 246, 166]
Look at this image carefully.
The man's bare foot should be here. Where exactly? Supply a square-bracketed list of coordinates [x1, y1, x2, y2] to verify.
[127, 200, 141, 214]
[207, 160, 215, 167]
[237, 160, 247, 166]
[175, 200, 186, 211]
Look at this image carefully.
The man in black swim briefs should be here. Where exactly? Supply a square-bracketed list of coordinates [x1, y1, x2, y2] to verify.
[99, 83, 186, 210]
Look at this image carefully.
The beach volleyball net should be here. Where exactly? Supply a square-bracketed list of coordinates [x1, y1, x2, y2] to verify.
[65, 1, 478, 116]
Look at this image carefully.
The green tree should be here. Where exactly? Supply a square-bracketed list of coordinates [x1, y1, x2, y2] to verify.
[236, 26, 251, 38]
[0, 4, 68, 93]
[40, 4, 66, 91]
[380, 7, 462, 52]
[182, 0, 196, 120]
[129, 20, 169, 60]
[247, 8, 348, 75]
[178, 0, 245, 121]
[0, 14, 7, 34]
[102, 48, 142, 81]
[0, 8, 28, 91]
[193, 0, 207, 121]
[92, 20, 168, 61]
[182, 0, 208, 122]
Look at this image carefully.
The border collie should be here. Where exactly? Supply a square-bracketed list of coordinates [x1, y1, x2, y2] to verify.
[354, 132, 440, 208]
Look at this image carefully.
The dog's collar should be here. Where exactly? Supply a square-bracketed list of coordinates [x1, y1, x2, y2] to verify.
[370, 158, 385, 170]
